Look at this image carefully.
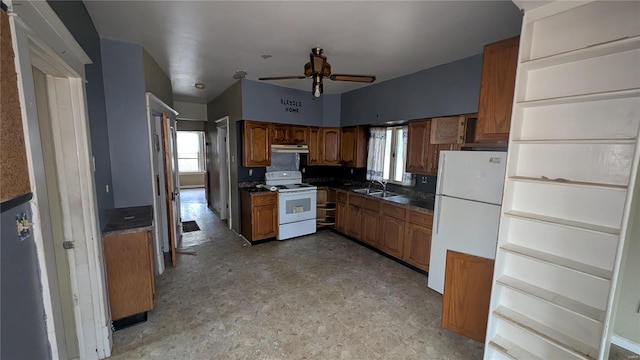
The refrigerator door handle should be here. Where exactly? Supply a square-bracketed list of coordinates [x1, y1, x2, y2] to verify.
[434, 196, 442, 235]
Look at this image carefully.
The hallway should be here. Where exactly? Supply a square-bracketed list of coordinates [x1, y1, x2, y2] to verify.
[109, 188, 483, 359]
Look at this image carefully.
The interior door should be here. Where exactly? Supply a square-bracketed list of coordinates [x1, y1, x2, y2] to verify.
[161, 112, 177, 267]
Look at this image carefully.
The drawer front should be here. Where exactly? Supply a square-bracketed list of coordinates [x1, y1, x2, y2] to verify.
[382, 203, 406, 219]
[348, 194, 364, 207]
[336, 191, 348, 203]
[407, 209, 433, 226]
[362, 197, 380, 211]
[253, 193, 277, 206]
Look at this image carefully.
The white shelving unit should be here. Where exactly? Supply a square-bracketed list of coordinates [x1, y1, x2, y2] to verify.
[484, 1, 640, 359]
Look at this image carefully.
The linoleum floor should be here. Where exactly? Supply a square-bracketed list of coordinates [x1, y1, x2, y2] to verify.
[109, 188, 484, 359]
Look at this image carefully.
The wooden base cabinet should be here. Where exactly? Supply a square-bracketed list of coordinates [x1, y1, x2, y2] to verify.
[241, 191, 278, 242]
[103, 230, 155, 321]
[403, 209, 433, 272]
[378, 203, 407, 258]
[442, 251, 494, 343]
[334, 191, 348, 233]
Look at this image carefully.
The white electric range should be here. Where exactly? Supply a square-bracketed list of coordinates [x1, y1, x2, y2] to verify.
[265, 171, 317, 240]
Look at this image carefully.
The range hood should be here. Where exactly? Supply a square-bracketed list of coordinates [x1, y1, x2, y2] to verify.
[271, 144, 309, 154]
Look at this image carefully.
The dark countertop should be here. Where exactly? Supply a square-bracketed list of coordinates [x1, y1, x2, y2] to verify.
[333, 187, 435, 212]
[241, 187, 277, 194]
[103, 205, 154, 235]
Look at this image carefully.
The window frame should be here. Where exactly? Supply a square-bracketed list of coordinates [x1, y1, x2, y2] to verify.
[176, 130, 205, 173]
[383, 126, 406, 185]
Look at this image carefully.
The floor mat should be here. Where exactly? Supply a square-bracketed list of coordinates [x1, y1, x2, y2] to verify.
[182, 220, 200, 232]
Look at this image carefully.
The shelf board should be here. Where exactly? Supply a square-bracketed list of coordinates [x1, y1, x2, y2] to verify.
[508, 176, 628, 192]
[503, 210, 620, 236]
[316, 221, 335, 226]
[488, 335, 543, 360]
[497, 275, 606, 322]
[520, 35, 640, 71]
[511, 138, 636, 145]
[493, 306, 597, 359]
[501, 243, 613, 281]
[516, 88, 640, 108]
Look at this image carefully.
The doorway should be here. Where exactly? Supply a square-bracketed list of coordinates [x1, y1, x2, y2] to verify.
[215, 116, 232, 229]
[32, 67, 79, 360]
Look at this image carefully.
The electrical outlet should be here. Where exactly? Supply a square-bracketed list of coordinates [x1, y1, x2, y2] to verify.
[106, 184, 109, 193]
[249, 169, 253, 176]
[422, 176, 427, 184]
[350, 169, 354, 174]
[16, 212, 33, 240]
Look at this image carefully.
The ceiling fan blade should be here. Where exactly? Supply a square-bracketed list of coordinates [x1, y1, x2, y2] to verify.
[329, 74, 376, 83]
[259, 75, 307, 81]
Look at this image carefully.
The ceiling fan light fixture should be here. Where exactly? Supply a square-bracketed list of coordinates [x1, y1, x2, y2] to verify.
[312, 74, 323, 98]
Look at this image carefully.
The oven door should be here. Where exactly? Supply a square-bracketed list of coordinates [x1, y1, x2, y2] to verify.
[278, 190, 317, 224]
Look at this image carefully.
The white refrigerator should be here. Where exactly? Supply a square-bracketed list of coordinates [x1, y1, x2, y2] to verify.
[427, 151, 507, 294]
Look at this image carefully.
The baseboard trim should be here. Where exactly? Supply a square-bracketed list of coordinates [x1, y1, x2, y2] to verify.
[612, 334, 640, 354]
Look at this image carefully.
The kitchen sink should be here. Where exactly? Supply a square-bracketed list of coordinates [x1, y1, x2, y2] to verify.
[369, 191, 400, 198]
[353, 188, 382, 195]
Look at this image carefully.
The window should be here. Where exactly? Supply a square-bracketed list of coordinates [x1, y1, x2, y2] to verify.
[383, 126, 407, 183]
[176, 131, 204, 172]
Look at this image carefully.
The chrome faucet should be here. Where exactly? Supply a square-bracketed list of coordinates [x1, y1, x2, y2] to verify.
[373, 179, 388, 193]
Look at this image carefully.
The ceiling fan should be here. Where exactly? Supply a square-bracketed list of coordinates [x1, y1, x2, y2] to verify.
[259, 47, 376, 98]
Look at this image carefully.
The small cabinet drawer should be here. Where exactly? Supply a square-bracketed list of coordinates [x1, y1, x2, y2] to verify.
[362, 197, 380, 211]
[348, 194, 364, 207]
[382, 203, 406, 219]
[407, 209, 433, 226]
[253, 193, 277, 206]
[336, 191, 348, 203]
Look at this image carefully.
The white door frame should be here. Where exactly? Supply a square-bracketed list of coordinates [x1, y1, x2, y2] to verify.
[146, 93, 178, 274]
[215, 116, 232, 229]
[9, 1, 110, 358]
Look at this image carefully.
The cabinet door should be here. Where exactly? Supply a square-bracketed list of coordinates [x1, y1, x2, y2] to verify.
[379, 215, 405, 258]
[103, 231, 154, 320]
[340, 127, 356, 166]
[253, 204, 277, 240]
[430, 116, 465, 144]
[442, 250, 494, 342]
[346, 204, 362, 238]
[403, 222, 432, 271]
[243, 121, 270, 166]
[406, 120, 430, 174]
[290, 126, 309, 145]
[307, 127, 321, 165]
[475, 36, 519, 143]
[271, 124, 290, 144]
[335, 201, 348, 233]
[362, 209, 379, 247]
[320, 128, 341, 165]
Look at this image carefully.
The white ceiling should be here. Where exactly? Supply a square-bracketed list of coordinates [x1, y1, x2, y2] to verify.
[84, 1, 523, 103]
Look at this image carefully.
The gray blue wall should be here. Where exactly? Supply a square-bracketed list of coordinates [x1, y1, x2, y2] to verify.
[340, 54, 483, 125]
[101, 39, 153, 207]
[241, 79, 324, 126]
[1, 204, 50, 359]
[322, 94, 341, 127]
[49, 0, 114, 228]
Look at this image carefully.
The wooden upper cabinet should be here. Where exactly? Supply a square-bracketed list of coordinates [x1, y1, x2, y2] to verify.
[307, 127, 321, 165]
[243, 121, 270, 167]
[271, 124, 309, 145]
[406, 119, 431, 174]
[430, 116, 465, 144]
[320, 127, 341, 165]
[270, 124, 290, 145]
[290, 126, 309, 145]
[475, 36, 519, 143]
[340, 126, 368, 168]
[442, 250, 494, 343]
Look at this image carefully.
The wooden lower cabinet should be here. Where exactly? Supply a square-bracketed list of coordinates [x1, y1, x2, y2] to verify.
[103, 230, 155, 321]
[442, 250, 494, 343]
[379, 214, 405, 258]
[241, 191, 278, 241]
[335, 200, 348, 233]
[361, 208, 380, 247]
[403, 212, 433, 272]
[346, 204, 363, 238]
